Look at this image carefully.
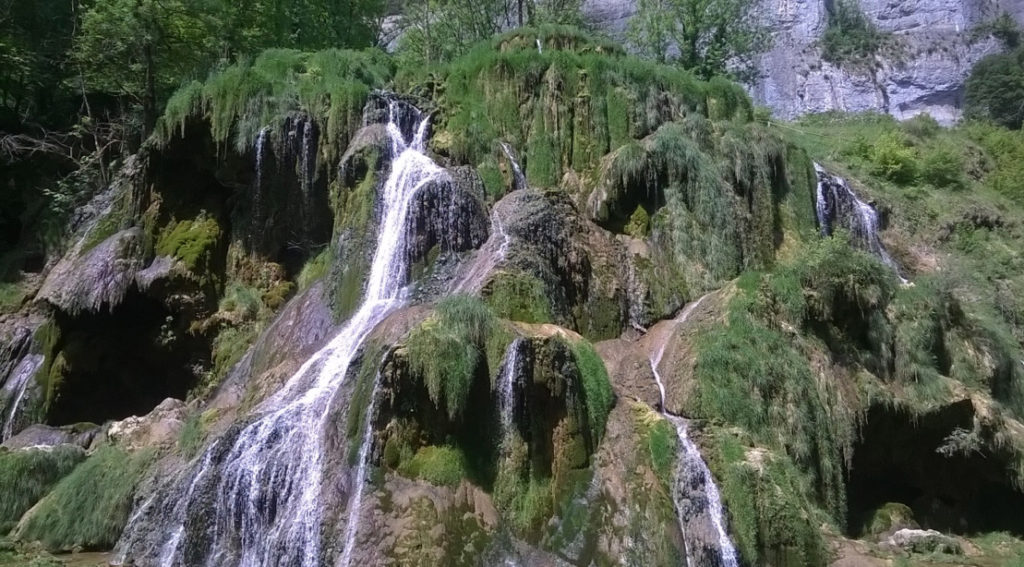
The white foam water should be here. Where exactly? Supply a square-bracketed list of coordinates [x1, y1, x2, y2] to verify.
[148, 97, 447, 567]
[647, 294, 738, 567]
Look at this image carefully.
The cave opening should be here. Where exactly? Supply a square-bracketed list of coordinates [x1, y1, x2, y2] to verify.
[47, 289, 211, 425]
[846, 401, 1024, 537]
[596, 170, 667, 237]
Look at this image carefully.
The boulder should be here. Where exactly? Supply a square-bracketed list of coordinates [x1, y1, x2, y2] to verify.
[887, 528, 962, 555]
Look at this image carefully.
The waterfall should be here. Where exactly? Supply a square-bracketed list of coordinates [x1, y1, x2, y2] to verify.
[133, 96, 447, 567]
[338, 365, 383, 567]
[1, 353, 43, 441]
[251, 127, 270, 244]
[499, 142, 527, 192]
[536, 39, 543, 54]
[647, 294, 738, 567]
[497, 338, 526, 439]
[813, 163, 905, 279]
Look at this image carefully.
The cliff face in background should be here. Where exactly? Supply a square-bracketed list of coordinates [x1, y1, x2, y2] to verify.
[582, 0, 1024, 122]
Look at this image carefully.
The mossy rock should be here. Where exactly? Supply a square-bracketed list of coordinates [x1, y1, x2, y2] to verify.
[155, 213, 222, 278]
[867, 502, 918, 536]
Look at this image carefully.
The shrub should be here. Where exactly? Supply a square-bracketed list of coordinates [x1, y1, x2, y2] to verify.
[920, 143, 965, 189]
[868, 132, 919, 184]
[16, 445, 155, 551]
[901, 113, 941, 139]
[0, 447, 86, 532]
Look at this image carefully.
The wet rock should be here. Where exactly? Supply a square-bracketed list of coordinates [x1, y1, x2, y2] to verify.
[2, 424, 100, 450]
[37, 228, 145, 315]
[886, 528, 962, 555]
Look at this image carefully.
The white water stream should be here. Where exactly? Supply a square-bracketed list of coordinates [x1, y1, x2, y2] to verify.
[1, 353, 43, 441]
[814, 163, 905, 281]
[150, 97, 446, 567]
[647, 294, 738, 567]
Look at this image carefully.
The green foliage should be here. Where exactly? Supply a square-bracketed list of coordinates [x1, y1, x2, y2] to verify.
[435, 27, 751, 174]
[17, 445, 154, 551]
[0, 282, 28, 315]
[568, 340, 615, 444]
[297, 248, 331, 290]
[405, 296, 496, 420]
[0, 447, 85, 533]
[866, 502, 916, 535]
[646, 418, 677, 486]
[627, 0, 770, 79]
[965, 121, 1024, 202]
[155, 213, 222, 274]
[485, 271, 553, 324]
[177, 411, 205, 459]
[624, 205, 651, 238]
[712, 432, 828, 566]
[398, 445, 469, 487]
[868, 132, 919, 184]
[966, 47, 1024, 130]
[901, 113, 942, 139]
[920, 142, 965, 189]
[157, 49, 392, 153]
[822, 0, 885, 65]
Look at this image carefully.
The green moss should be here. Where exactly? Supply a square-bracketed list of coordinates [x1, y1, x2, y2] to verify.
[866, 502, 916, 536]
[157, 49, 392, 156]
[17, 445, 155, 551]
[484, 271, 553, 324]
[397, 445, 469, 487]
[711, 432, 828, 566]
[624, 205, 650, 238]
[477, 156, 506, 201]
[177, 411, 205, 459]
[154, 213, 222, 276]
[296, 248, 331, 290]
[0, 447, 85, 533]
[404, 296, 496, 420]
[346, 343, 387, 463]
[0, 282, 27, 315]
[567, 339, 615, 445]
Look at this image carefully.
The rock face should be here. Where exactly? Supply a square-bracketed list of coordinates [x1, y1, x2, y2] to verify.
[582, 0, 1023, 122]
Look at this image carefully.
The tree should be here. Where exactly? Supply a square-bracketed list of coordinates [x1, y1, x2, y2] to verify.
[0, 0, 78, 126]
[72, 0, 218, 135]
[965, 48, 1024, 130]
[396, 0, 510, 66]
[627, 0, 768, 79]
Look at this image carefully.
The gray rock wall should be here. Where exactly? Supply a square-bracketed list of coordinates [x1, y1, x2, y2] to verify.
[581, 0, 1024, 123]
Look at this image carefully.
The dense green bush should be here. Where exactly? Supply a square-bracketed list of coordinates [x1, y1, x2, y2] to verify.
[868, 132, 919, 184]
[16, 445, 154, 551]
[920, 142, 965, 189]
[965, 47, 1024, 130]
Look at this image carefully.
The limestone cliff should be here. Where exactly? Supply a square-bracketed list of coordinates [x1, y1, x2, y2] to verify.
[582, 0, 1024, 122]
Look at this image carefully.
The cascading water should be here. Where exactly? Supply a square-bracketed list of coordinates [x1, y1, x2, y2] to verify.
[128, 96, 448, 567]
[814, 163, 905, 279]
[338, 364, 384, 567]
[647, 294, 739, 567]
[497, 338, 526, 438]
[1, 353, 43, 441]
[499, 142, 527, 192]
